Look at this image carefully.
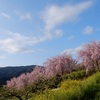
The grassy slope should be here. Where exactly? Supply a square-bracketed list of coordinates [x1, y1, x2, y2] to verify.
[30, 71, 100, 100]
[2, 71, 100, 100]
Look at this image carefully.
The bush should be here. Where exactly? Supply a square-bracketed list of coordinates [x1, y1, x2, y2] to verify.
[81, 72, 100, 100]
[62, 70, 86, 80]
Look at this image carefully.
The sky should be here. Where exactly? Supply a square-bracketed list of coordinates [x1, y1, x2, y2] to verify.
[0, 0, 100, 67]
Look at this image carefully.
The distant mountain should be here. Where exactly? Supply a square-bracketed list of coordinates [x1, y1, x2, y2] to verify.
[0, 65, 36, 85]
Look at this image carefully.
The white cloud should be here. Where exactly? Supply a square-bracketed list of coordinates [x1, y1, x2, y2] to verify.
[62, 46, 83, 55]
[0, 1, 93, 54]
[0, 31, 34, 53]
[43, 29, 63, 39]
[0, 13, 10, 19]
[83, 25, 93, 34]
[0, 36, 26, 53]
[41, 1, 93, 40]
[0, 30, 63, 54]
[42, 1, 93, 30]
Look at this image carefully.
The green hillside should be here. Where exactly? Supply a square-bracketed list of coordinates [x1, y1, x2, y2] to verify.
[0, 70, 100, 100]
[31, 71, 100, 100]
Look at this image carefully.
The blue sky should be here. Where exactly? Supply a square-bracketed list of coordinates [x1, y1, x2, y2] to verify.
[0, 0, 100, 67]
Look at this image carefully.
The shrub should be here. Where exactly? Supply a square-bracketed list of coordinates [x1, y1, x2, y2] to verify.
[62, 70, 86, 80]
[81, 72, 100, 100]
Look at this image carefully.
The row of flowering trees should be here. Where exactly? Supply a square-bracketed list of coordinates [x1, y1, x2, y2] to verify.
[5, 53, 77, 100]
[3, 41, 100, 100]
[6, 53, 76, 89]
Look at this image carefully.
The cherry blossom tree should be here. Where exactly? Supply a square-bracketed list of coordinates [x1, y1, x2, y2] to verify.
[6, 66, 45, 100]
[78, 41, 100, 74]
[44, 53, 77, 78]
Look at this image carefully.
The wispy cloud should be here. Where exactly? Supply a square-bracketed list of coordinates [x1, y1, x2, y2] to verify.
[0, 30, 63, 54]
[62, 46, 83, 55]
[0, 31, 42, 53]
[43, 29, 63, 40]
[0, 1, 93, 54]
[0, 37, 27, 53]
[42, 1, 93, 30]
[0, 13, 10, 19]
[83, 25, 93, 34]
[41, 1, 93, 40]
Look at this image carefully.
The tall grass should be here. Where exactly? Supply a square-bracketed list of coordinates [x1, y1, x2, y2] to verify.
[31, 72, 100, 100]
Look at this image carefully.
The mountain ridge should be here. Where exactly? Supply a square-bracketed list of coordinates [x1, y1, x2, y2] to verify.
[0, 65, 37, 85]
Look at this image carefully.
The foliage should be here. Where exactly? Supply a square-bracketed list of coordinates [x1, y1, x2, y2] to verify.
[33, 72, 100, 100]
[2, 71, 100, 100]
[80, 72, 100, 100]
[62, 70, 86, 80]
